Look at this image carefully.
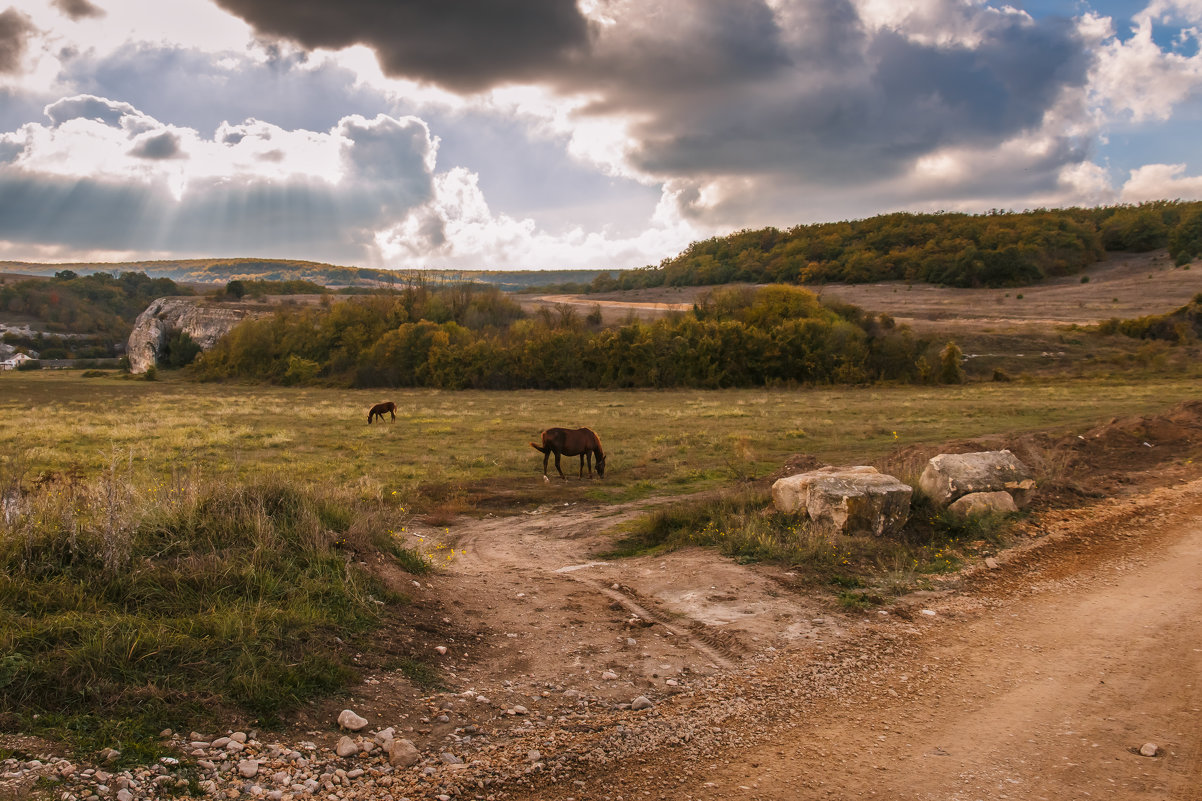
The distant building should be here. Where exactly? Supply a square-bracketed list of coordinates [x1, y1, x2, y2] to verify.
[0, 353, 33, 371]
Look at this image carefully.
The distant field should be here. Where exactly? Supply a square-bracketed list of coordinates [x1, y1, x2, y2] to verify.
[524, 250, 1202, 331]
[5, 371, 1201, 508]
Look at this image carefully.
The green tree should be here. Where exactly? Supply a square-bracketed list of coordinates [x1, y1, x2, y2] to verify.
[938, 341, 966, 384]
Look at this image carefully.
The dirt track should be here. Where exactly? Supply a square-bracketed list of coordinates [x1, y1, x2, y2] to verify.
[318, 436, 1202, 800]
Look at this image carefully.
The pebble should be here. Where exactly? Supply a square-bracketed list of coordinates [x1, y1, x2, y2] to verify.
[631, 696, 654, 711]
[335, 737, 360, 758]
[601, 671, 619, 681]
[237, 760, 259, 778]
[1140, 742, 1159, 757]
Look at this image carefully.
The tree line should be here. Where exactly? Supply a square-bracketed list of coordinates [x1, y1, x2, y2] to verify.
[192, 284, 966, 389]
[569, 202, 1202, 293]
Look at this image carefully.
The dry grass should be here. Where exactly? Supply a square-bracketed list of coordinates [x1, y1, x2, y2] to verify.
[4, 371, 1202, 512]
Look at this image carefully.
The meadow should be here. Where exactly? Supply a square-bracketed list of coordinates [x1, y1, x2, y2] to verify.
[5, 370, 1201, 499]
[2, 369, 1201, 760]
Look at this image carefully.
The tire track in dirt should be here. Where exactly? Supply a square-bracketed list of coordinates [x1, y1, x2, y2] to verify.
[430, 503, 742, 670]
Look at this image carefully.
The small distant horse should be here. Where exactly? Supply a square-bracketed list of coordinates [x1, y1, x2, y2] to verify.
[530, 427, 606, 479]
[368, 401, 397, 424]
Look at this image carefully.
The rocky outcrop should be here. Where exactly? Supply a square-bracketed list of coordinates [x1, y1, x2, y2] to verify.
[918, 450, 1035, 507]
[127, 297, 270, 373]
[771, 466, 912, 538]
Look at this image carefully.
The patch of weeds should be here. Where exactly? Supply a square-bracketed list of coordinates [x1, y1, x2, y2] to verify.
[838, 590, 884, 610]
[390, 546, 434, 575]
[393, 657, 444, 690]
[27, 712, 175, 769]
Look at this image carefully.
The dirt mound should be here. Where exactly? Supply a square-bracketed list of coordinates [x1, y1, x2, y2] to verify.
[766, 452, 827, 481]
[872, 399, 1202, 505]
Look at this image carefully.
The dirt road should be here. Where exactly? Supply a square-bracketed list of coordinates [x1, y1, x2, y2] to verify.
[681, 486, 1202, 801]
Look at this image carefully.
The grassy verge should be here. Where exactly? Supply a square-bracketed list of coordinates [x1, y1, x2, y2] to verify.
[605, 487, 1018, 607]
[0, 464, 423, 763]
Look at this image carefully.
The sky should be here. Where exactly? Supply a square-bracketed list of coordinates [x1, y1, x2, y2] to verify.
[0, 0, 1199, 271]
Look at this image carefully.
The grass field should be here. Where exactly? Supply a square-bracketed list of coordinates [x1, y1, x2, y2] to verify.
[4, 370, 1201, 502]
[3, 368, 1201, 757]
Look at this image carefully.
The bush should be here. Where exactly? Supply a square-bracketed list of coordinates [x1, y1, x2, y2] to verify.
[938, 341, 966, 384]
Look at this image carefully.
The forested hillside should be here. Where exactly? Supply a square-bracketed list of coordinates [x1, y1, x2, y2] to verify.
[193, 283, 946, 389]
[0, 270, 189, 338]
[0, 257, 604, 290]
[584, 202, 1202, 292]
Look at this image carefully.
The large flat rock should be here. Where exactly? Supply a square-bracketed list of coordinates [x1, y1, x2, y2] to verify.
[918, 450, 1034, 507]
[772, 466, 912, 538]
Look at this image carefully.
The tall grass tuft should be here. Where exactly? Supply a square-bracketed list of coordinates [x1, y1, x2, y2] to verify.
[0, 469, 416, 738]
[610, 485, 1019, 600]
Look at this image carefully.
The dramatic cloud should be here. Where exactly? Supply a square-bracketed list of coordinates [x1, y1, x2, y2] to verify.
[52, 0, 104, 20]
[0, 7, 33, 74]
[0, 0, 1198, 268]
[0, 97, 439, 261]
[213, 0, 591, 92]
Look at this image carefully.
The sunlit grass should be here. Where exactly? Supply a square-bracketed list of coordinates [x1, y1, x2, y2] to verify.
[4, 371, 1202, 511]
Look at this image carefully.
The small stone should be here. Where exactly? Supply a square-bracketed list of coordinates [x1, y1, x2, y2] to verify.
[230, 732, 248, 743]
[631, 696, 654, 711]
[117, 790, 134, 801]
[985, 557, 1000, 569]
[211, 737, 231, 749]
[387, 739, 420, 768]
[527, 750, 541, 762]
[335, 737, 359, 758]
[237, 760, 259, 779]
[337, 709, 369, 732]
[601, 671, 618, 681]
[1140, 743, 1159, 757]
[374, 727, 395, 744]
[225, 740, 244, 753]
[159, 729, 173, 738]
[435, 646, 448, 655]
[920, 609, 937, 617]
[512, 705, 528, 715]
[440, 752, 463, 765]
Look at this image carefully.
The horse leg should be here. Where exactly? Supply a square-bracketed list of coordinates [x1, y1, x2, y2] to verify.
[554, 451, 566, 479]
[543, 450, 551, 478]
[389, 408, 395, 421]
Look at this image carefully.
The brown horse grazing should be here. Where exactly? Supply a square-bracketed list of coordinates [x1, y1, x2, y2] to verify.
[368, 401, 397, 424]
[530, 427, 606, 479]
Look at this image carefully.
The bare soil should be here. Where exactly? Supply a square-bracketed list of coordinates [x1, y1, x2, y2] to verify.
[275, 401, 1202, 799]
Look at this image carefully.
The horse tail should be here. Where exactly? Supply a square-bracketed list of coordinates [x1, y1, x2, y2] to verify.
[530, 442, 549, 454]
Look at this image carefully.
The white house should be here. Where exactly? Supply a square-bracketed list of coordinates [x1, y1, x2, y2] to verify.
[0, 353, 33, 371]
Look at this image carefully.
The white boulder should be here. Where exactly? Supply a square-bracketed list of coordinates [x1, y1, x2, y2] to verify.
[919, 450, 1034, 507]
[337, 709, 369, 732]
[946, 490, 1019, 519]
[771, 466, 912, 538]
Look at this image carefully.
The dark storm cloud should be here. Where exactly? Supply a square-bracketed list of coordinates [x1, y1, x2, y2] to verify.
[53, 0, 105, 20]
[0, 8, 34, 74]
[128, 130, 184, 159]
[587, 0, 1093, 187]
[212, 0, 591, 92]
[60, 43, 391, 134]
